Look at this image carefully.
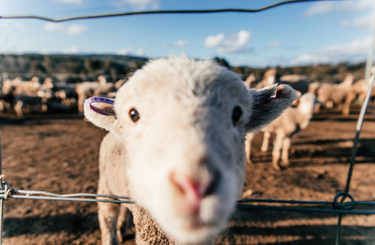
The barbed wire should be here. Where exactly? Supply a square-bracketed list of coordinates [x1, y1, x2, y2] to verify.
[2, 187, 375, 215]
[0, 0, 325, 23]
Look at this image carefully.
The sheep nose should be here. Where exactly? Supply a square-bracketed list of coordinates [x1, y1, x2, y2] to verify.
[170, 172, 216, 214]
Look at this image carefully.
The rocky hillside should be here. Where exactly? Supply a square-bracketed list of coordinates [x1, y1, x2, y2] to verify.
[0, 54, 367, 84]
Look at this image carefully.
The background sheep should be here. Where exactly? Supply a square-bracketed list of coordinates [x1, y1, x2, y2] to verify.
[245, 93, 319, 171]
[255, 69, 309, 94]
[76, 76, 107, 114]
[84, 56, 296, 245]
[309, 78, 368, 115]
[279, 74, 309, 94]
[12, 76, 41, 95]
[243, 73, 256, 89]
[255, 69, 277, 89]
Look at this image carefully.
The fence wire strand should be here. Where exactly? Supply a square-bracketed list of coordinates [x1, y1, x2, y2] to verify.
[0, 0, 325, 22]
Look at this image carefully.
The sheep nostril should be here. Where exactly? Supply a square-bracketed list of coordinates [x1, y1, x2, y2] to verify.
[170, 172, 216, 201]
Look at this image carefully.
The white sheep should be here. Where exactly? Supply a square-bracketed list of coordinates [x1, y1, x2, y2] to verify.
[245, 93, 318, 171]
[255, 69, 277, 89]
[76, 76, 107, 114]
[12, 76, 40, 95]
[256, 69, 309, 94]
[243, 73, 256, 89]
[84, 56, 296, 245]
[309, 79, 368, 115]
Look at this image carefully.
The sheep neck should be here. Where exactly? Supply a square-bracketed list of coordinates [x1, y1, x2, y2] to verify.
[291, 107, 312, 130]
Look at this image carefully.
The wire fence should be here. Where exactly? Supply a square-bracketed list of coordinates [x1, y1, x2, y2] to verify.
[0, 0, 375, 244]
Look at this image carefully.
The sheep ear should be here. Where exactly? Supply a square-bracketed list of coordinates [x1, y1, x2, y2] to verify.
[245, 84, 297, 132]
[84, 97, 117, 132]
[291, 90, 302, 106]
[292, 98, 300, 106]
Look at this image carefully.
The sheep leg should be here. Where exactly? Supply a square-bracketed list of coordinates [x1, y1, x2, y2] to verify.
[245, 133, 254, 164]
[314, 103, 321, 113]
[98, 177, 121, 245]
[280, 137, 291, 168]
[343, 92, 356, 115]
[14, 101, 23, 116]
[78, 95, 85, 114]
[260, 131, 271, 152]
[271, 133, 284, 171]
[41, 104, 48, 112]
[116, 204, 131, 243]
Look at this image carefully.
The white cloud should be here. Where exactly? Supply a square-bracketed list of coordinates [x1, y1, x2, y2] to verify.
[40, 49, 49, 55]
[204, 33, 225, 47]
[269, 41, 280, 47]
[204, 30, 251, 53]
[117, 47, 133, 55]
[136, 48, 144, 56]
[342, 14, 371, 29]
[164, 39, 189, 48]
[63, 46, 80, 54]
[44, 23, 87, 36]
[304, 0, 372, 16]
[112, 0, 160, 10]
[288, 36, 371, 65]
[54, 0, 82, 5]
[65, 24, 87, 35]
[304, 1, 335, 16]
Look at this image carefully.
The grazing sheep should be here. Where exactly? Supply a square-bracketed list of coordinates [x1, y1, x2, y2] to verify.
[84, 56, 296, 245]
[244, 73, 256, 89]
[115, 79, 127, 90]
[338, 74, 355, 87]
[51, 83, 79, 109]
[93, 83, 116, 97]
[42, 77, 54, 91]
[351, 79, 375, 105]
[311, 80, 367, 115]
[255, 69, 277, 89]
[256, 69, 309, 94]
[245, 93, 318, 171]
[13, 94, 46, 116]
[1, 79, 18, 95]
[0, 96, 12, 112]
[76, 76, 107, 114]
[279, 75, 309, 94]
[12, 76, 40, 95]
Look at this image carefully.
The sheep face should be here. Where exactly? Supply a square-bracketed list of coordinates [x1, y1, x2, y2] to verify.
[85, 56, 296, 244]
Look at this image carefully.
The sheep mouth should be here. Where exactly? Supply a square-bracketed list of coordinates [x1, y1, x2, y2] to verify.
[182, 218, 216, 231]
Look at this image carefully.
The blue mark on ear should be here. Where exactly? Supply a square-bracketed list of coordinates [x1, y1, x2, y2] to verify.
[88, 97, 115, 116]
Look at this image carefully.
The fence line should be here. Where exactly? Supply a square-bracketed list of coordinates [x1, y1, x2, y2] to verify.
[0, 0, 318, 22]
[3, 188, 375, 215]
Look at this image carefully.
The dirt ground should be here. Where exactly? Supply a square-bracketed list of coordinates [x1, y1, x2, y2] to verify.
[0, 106, 375, 245]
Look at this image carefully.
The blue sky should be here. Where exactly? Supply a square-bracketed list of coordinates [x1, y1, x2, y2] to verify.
[0, 0, 373, 67]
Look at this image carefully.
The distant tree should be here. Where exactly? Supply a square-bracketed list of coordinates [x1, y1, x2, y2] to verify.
[30, 60, 46, 74]
[213, 57, 230, 68]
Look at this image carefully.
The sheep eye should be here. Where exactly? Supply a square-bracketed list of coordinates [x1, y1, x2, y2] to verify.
[129, 108, 140, 122]
[231, 106, 242, 126]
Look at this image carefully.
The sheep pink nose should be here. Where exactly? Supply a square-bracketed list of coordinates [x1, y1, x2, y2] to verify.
[170, 173, 213, 214]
